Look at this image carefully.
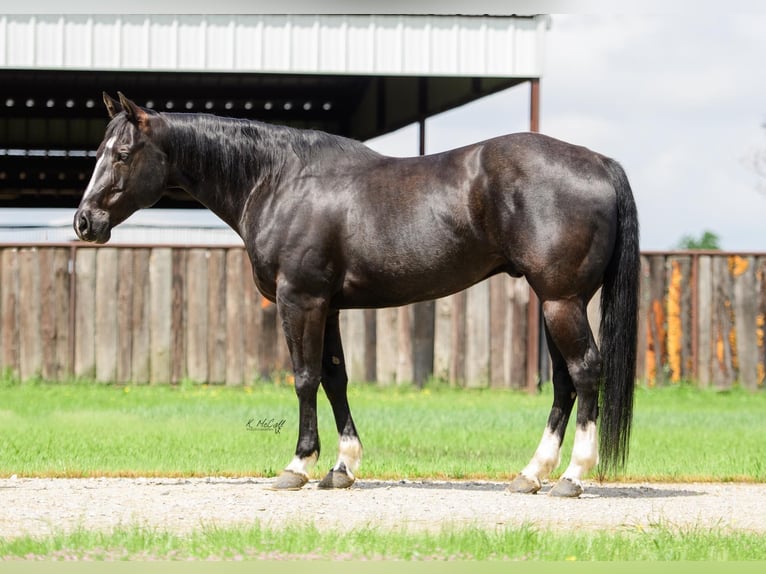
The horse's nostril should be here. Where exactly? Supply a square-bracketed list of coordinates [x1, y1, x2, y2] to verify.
[76, 211, 90, 236]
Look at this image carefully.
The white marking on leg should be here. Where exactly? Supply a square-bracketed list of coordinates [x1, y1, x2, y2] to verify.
[561, 421, 599, 487]
[82, 136, 117, 201]
[519, 427, 562, 486]
[332, 435, 362, 477]
[284, 451, 318, 478]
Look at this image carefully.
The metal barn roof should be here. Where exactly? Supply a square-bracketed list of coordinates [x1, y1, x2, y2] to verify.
[0, 14, 546, 77]
[0, 14, 548, 209]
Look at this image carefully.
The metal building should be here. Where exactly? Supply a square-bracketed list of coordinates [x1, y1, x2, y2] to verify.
[0, 14, 548, 209]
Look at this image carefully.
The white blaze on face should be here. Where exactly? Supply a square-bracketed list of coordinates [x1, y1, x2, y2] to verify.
[561, 421, 599, 486]
[519, 426, 562, 485]
[82, 136, 117, 201]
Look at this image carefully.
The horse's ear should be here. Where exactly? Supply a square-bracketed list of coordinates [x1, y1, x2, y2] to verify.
[117, 92, 152, 134]
[103, 92, 121, 119]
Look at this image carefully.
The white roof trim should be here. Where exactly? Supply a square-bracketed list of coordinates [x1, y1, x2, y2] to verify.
[0, 14, 547, 77]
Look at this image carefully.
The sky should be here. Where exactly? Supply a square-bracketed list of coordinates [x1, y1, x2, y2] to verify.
[367, 13, 766, 252]
[3, 10, 765, 251]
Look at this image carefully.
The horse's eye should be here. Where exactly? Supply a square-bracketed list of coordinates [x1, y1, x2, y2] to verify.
[118, 151, 129, 162]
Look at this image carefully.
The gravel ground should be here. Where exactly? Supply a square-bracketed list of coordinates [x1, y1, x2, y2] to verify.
[2, 477, 765, 538]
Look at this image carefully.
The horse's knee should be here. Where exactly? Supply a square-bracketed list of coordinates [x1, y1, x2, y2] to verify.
[294, 370, 320, 398]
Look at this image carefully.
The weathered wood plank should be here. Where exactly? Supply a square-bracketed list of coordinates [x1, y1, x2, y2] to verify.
[207, 249, 227, 384]
[258, 298, 279, 379]
[0, 249, 20, 376]
[169, 249, 187, 384]
[666, 256, 692, 383]
[53, 249, 72, 380]
[363, 309, 377, 382]
[149, 248, 172, 384]
[731, 255, 758, 389]
[131, 249, 151, 384]
[38, 249, 57, 380]
[432, 295, 453, 383]
[711, 256, 734, 389]
[116, 249, 134, 383]
[696, 256, 713, 387]
[507, 278, 528, 390]
[489, 275, 508, 388]
[376, 307, 398, 384]
[412, 300, 435, 387]
[186, 249, 209, 383]
[680, 257, 694, 380]
[396, 305, 413, 384]
[341, 309, 367, 383]
[74, 248, 96, 379]
[225, 248, 244, 385]
[18, 248, 41, 381]
[465, 280, 490, 388]
[94, 248, 119, 382]
[449, 290, 467, 386]
[645, 255, 667, 386]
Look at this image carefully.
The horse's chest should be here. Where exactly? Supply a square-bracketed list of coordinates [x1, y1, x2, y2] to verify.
[247, 257, 278, 303]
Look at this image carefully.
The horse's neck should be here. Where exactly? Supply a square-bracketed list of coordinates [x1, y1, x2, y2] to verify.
[162, 117, 275, 235]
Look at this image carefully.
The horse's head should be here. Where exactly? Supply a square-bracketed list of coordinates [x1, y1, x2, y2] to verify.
[74, 93, 168, 243]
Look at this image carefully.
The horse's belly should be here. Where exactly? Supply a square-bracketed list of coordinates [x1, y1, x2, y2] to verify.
[332, 253, 505, 309]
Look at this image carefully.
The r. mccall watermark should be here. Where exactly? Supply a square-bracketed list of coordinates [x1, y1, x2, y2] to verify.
[246, 417, 287, 435]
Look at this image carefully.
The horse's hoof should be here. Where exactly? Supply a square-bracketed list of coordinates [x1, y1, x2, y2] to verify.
[549, 477, 583, 498]
[317, 468, 355, 490]
[507, 474, 541, 494]
[270, 470, 308, 491]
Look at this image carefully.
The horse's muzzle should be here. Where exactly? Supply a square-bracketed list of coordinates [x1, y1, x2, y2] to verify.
[74, 207, 111, 244]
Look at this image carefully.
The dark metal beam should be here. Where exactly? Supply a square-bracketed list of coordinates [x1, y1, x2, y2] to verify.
[527, 77, 542, 392]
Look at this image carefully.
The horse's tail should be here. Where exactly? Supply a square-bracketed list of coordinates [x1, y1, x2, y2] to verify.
[597, 157, 640, 474]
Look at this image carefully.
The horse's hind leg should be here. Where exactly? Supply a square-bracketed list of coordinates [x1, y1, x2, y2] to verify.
[511, 298, 601, 498]
[317, 309, 362, 489]
[509, 323, 576, 494]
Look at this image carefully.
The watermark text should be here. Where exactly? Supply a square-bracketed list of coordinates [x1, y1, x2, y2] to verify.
[246, 417, 286, 435]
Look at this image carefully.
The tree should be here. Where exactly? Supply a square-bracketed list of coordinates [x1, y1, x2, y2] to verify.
[675, 230, 720, 250]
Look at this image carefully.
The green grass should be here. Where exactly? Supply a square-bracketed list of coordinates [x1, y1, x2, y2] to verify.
[1, 378, 765, 482]
[2, 522, 765, 561]
[2, 378, 765, 561]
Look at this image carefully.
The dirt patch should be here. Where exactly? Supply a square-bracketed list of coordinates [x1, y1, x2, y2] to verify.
[2, 477, 764, 538]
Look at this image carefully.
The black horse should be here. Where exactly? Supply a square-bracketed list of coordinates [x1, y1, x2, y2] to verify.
[75, 93, 639, 497]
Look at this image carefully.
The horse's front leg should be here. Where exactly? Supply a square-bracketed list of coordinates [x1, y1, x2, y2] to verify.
[271, 284, 328, 490]
[317, 309, 362, 489]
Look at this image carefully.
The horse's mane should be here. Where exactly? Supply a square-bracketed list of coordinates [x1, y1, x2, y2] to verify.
[158, 112, 381, 190]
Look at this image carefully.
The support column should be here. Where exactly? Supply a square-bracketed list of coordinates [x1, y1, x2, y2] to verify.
[526, 78, 542, 392]
[411, 98, 436, 387]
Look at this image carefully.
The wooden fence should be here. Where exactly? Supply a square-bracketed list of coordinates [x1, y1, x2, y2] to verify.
[0, 245, 763, 390]
[638, 252, 765, 390]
